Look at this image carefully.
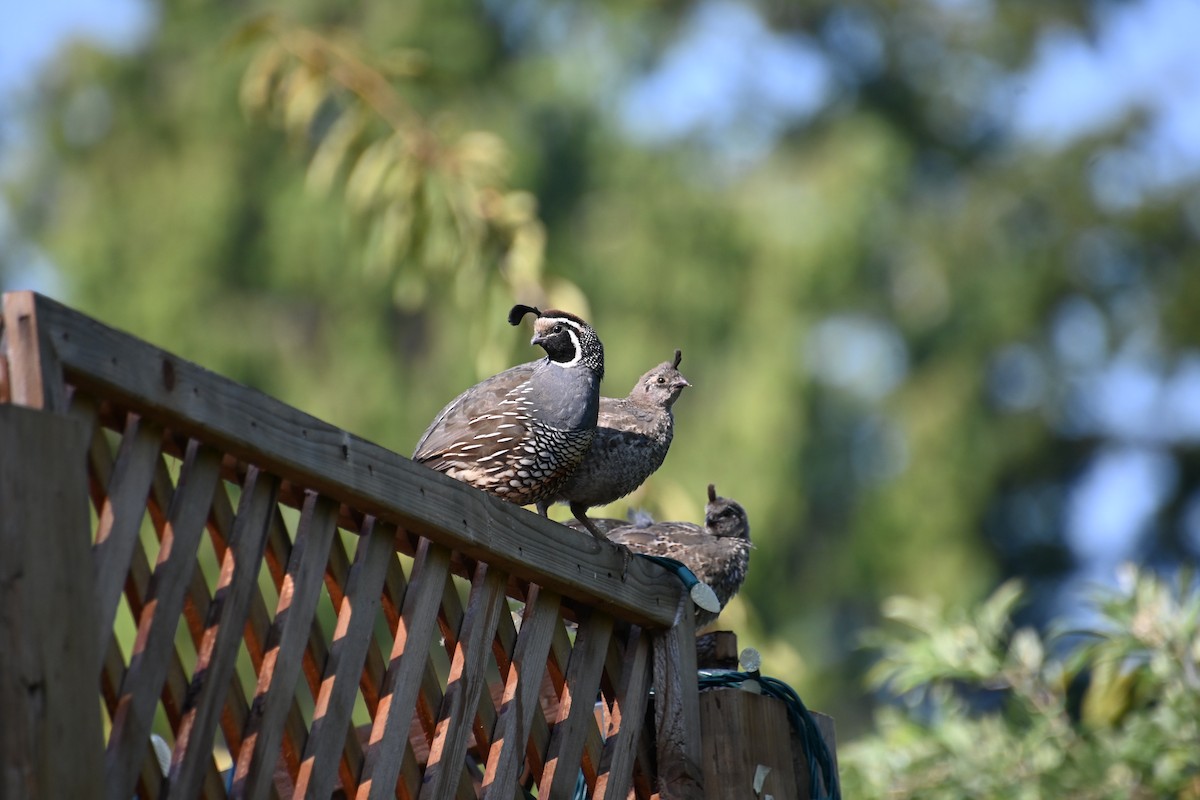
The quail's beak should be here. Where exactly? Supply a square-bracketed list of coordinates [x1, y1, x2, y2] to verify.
[530, 333, 544, 347]
[674, 377, 691, 390]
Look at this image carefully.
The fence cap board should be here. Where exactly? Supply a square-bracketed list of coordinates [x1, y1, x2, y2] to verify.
[17, 291, 683, 629]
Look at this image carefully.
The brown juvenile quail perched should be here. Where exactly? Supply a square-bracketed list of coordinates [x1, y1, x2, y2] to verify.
[578, 484, 751, 628]
[412, 305, 605, 512]
[537, 349, 690, 538]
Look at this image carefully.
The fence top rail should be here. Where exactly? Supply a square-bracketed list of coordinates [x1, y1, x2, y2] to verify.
[2, 291, 684, 629]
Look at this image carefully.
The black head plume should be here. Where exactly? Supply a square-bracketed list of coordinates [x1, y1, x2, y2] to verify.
[707, 484, 717, 502]
[508, 305, 541, 326]
[672, 349, 682, 369]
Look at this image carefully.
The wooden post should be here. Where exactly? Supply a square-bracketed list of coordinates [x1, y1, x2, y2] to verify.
[2, 291, 68, 412]
[652, 594, 704, 799]
[699, 689, 797, 799]
[699, 689, 838, 800]
[0, 405, 104, 800]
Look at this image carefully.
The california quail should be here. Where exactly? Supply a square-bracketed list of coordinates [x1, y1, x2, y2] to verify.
[578, 484, 751, 628]
[537, 350, 690, 538]
[412, 305, 605, 509]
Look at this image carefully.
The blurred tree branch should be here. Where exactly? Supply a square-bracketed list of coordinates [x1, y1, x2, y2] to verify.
[232, 16, 547, 312]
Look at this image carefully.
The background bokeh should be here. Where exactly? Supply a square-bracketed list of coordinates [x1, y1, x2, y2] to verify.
[4, 0, 1200, 750]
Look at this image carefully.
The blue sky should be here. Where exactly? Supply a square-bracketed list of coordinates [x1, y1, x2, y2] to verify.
[1, 0, 152, 93]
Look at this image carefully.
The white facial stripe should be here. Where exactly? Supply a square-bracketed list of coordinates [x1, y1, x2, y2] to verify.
[541, 316, 584, 333]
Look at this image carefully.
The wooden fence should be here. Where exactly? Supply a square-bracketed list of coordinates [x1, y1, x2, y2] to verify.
[0, 291, 834, 800]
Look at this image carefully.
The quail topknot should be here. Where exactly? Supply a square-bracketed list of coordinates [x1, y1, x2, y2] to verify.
[537, 349, 690, 538]
[412, 305, 605, 508]
[581, 484, 751, 628]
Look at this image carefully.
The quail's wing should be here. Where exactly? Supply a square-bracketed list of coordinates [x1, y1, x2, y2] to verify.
[412, 361, 538, 465]
[595, 397, 656, 432]
[588, 399, 659, 458]
[604, 522, 708, 558]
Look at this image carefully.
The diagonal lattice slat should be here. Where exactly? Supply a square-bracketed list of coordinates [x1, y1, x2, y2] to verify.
[234, 493, 339, 799]
[295, 517, 394, 798]
[358, 537, 450, 799]
[171, 468, 279, 796]
[481, 583, 560, 797]
[420, 562, 509, 800]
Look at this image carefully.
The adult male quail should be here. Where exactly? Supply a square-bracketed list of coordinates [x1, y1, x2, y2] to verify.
[537, 349, 690, 538]
[412, 305, 605, 512]
[581, 484, 751, 628]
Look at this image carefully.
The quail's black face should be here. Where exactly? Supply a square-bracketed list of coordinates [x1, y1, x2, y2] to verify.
[532, 315, 584, 363]
[528, 309, 605, 378]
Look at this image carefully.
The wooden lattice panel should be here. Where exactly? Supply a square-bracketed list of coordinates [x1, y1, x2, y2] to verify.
[69, 398, 658, 800]
[0, 291, 704, 800]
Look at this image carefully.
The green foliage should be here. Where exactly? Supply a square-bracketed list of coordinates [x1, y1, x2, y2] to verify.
[233, 17, 547, 312]
[843, 568, 1200, 799]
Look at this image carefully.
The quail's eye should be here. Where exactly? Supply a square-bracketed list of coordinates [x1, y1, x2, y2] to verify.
[656, 376, 666, 384]
[552, 324, 564, 334]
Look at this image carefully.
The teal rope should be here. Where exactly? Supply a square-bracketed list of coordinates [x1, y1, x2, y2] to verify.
[698, 669, 842, 800]
[631, 554, 721, 614]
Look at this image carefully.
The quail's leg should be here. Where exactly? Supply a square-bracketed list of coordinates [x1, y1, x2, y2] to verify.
[572, 502, 633, 574]
[536, 501, 550, 518]
[570, 502, 605, 540]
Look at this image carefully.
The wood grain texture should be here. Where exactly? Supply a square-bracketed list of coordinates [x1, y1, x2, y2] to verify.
[358, 554, 411, 717]
[699, 689, 799, 800]
[232, 493, 339, 800]
[91, 473, 226, 800]
[104, 439, 222, 800]
[539, 610, 614, 798]
[90, 414, 163, 660]
[201, 473, 271, 761]
[258, 505, 330, 782]
[306, 530, 368, 794]
[373, 552, 442, 800]
[22, 292, 683, 628]
[419, 562, 509, 800]
[294, 518, 394, 800]
[481, 584, 560, 797]
[595, 625, 652, 800]
[169, 468, 279, 797]
[357, 538, 451, 800]
[0, 406, 104, 800]
[519, 615, 574, 784]
[652, 593, 704, 800]
[0, 327, 9, 403]
[435, 563, 503, 763]
[2, 291, 67, 411]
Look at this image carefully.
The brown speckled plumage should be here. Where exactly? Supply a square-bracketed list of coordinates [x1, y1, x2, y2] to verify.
[573, 484, 751, 628]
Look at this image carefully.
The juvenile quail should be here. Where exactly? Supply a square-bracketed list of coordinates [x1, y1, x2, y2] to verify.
[412, 305, 605, 510]
[538, 350, 690, 538]
[582, 484, 751, 628]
